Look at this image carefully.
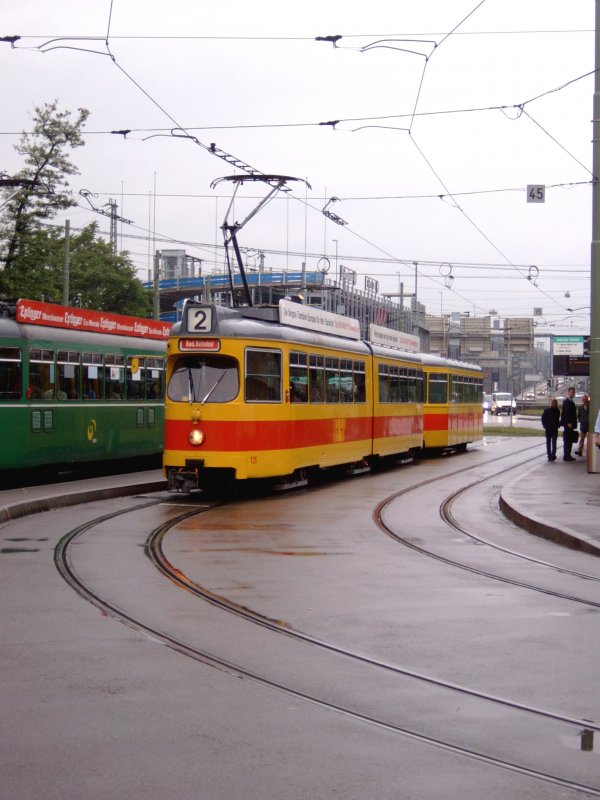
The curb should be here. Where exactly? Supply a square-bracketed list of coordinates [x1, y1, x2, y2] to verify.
[499, 482, 600, 558]
[0, 479, 168, 524]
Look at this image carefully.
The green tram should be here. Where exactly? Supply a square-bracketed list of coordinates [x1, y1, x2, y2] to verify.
[0, 299, 169, 473]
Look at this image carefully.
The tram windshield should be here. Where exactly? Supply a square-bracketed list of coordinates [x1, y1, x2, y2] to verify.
[167, 355, 239, 403]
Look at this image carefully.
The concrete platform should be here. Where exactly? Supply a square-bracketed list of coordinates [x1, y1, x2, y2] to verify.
[0, 470, 166, 523]
[500, 449, 600, 557]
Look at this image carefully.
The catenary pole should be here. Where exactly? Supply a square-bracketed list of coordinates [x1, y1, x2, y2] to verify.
[590, 0, 600, 472]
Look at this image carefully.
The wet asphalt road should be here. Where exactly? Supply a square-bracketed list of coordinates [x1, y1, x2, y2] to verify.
[2, 437, 600, 800]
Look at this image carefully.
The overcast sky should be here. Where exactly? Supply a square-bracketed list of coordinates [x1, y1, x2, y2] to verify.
[1, 0, 595, 332]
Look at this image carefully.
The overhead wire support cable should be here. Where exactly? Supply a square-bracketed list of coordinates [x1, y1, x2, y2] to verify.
[7, 8, 584, 318]
[19, 13, 291, 192]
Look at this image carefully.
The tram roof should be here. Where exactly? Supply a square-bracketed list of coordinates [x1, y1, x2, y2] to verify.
[420, 351, 483, 373]
[174, 302, 372, 356]
[0, 316, 166, 353]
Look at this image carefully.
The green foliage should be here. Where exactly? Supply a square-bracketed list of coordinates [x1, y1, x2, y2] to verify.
[484, 426, 544, 437]
[0, 101, 89, 285]
[0, 101, 152, 317]
[3, 223, 152, 316]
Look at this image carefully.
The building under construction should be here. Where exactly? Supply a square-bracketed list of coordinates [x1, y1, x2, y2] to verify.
[148, 249, 537, 395]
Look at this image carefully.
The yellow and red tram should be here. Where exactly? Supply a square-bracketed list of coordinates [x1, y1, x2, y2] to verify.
[163, 300, 482, 491]
[422, 353, 484, 451]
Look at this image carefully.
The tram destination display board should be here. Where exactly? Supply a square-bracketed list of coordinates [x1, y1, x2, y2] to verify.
[552, 335, 589, 377]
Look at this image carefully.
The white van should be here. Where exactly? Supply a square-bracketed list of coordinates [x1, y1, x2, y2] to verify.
[491, 392, 516, 415]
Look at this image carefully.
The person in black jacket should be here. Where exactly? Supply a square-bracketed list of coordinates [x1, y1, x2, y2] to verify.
[560, 386, 578, 461]
[541, 397, 560, 461]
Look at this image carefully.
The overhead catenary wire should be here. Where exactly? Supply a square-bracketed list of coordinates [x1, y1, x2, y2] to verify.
[0, 4, 592, 319]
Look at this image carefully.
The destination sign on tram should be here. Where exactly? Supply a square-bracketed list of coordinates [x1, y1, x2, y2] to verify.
[179, 337, 220, 352]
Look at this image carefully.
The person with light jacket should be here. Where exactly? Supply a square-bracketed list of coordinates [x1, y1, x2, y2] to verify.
[594, 407, 600, 449]
[576, 394, 590, 457]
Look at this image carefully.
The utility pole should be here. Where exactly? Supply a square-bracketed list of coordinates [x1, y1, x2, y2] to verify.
[153, 250, 161, 320]
[590, 0, 600, 472]
[79, 190, 133, 256]
[107, 198, 118, 256]
[62, 219, 70, 306]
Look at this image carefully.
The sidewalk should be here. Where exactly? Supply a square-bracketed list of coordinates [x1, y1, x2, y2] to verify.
[0, 470, 166, 523]
[500, 452, 600, 557]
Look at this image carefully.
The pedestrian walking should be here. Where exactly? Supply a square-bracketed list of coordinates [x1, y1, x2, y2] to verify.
[575, 394, 590, 456]
[594, 408, 600, 449]
[541, 397, 560, 461]
[560, 386, 578, 461]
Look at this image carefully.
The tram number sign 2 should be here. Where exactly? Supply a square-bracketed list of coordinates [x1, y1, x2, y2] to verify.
[527, 184, 545, 203]
[186, 306, 213, 333]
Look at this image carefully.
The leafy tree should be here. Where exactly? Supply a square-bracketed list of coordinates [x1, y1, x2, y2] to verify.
[0, 100, 89, 294]
[0, 101, 152, 317]
[7, 223, 152, 317]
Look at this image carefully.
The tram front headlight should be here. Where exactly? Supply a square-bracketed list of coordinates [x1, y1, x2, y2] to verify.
[188, 427, 205, 447]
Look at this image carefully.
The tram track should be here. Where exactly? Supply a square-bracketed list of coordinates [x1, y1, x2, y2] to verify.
[441, 485, 600, 584]
[376, 448, 600, 608]
[52, 444, 600, 797]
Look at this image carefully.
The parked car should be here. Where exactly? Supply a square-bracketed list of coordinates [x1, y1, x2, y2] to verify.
[491, 392, 516, 415]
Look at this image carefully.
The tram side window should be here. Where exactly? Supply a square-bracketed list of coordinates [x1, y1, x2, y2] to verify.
[168, 355, 238, 403]
[399, 368, 409, 403]
[465, 379, 473, 403]
[416, 371, 424, 402]
[57, 351, 81, 400]
[339, 359, 354, 403]
[82, 352, 103, 399]
[379, 364, 405, 404]
[0, 347, 22, 400]
[127, 357, 146, 401]
[245, 349, 281, 402]
[378, 364, 389, 403]
[28, 349, 55, 399]
[451, 376, 462, 404]
[408, 369, 422, 402]
[326, 357, 340, 403]
[289, 351, 308, 403]
[353, 361, 366, 403]
[309, 355, 324, 403]
[428, 373, 448, 404]
[388, 366, 400, 403]
[104, 354, 125, 399]
[145, 357, 165, 399]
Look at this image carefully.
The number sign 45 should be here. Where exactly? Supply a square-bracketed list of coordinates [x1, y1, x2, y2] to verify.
[527, 184, 545, 203]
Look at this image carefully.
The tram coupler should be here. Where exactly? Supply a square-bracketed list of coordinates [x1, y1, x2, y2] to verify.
[168, 468, 200, 493]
